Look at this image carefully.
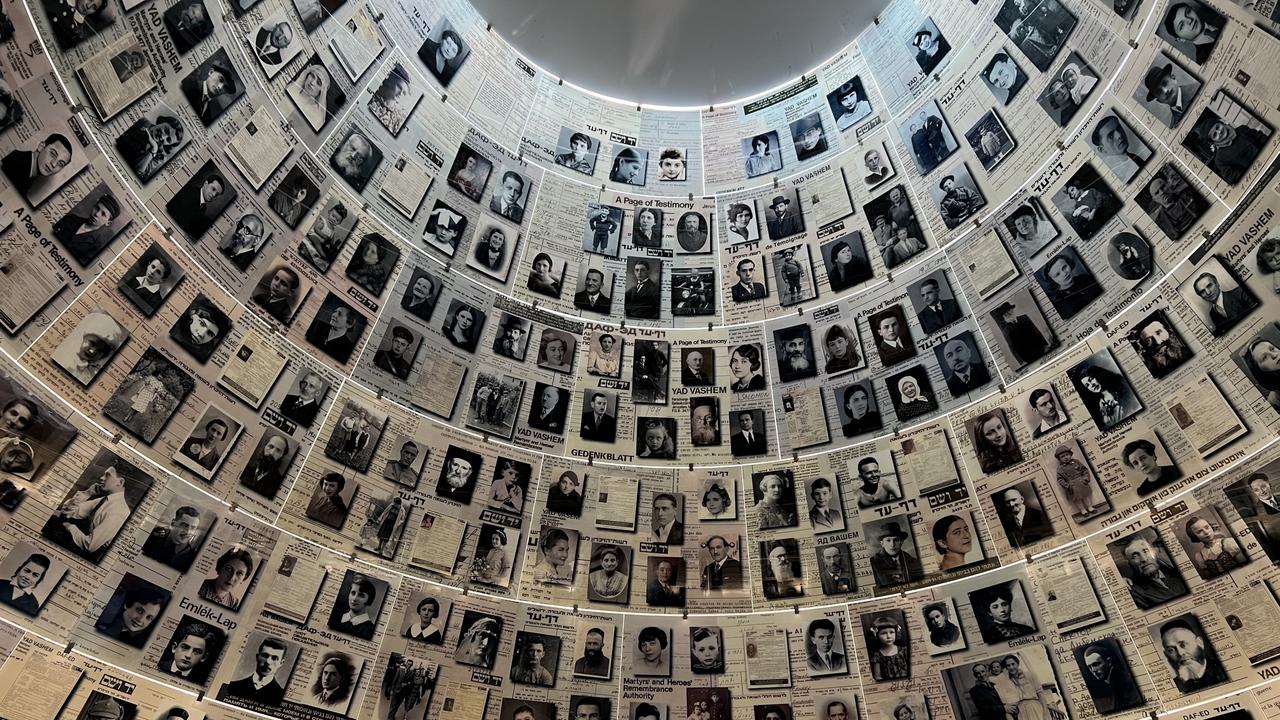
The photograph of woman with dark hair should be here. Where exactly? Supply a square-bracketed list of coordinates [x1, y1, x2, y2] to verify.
[417, 24, 467, 86]
[729, 344, 767, 392]
[526, 252, 561, 298]
[825, 236, 870, 292]
[971, 410, 1023, 474]
[972, 583, 1037, 643]
[701, 482, 732, 519]
[472, 225, 507, 272]
[840, 382, 882, 437]
[1181, 512, 1247, 579]
[345, 233, 397, 295]
[1036, 249, 1102, 319]
[743, 132, 782, 177]
[198, 547, 254, 609]
[442, 303, 483, 352]
[932, 514, 977, 572]
[1239, 328, 1280, 411]
[1256, 235, 1280, 294]
[308, 652, 355, 709]
[1069, 352, 1142, 430]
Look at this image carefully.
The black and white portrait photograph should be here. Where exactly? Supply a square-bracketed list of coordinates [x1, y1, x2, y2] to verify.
[304, 471, 356, 529]
[1172, 505, 1249, 580]
[645, 556, 685, 607]
[1003, 198, 1058, 258]
[1068, 348, 1143, 431]
[862, 143, 895, 188]
[1224, 467, 1280, 563]
[530, 525, 577, 586]
[861, 610, 909, 681]
[658, 147, 687, 182]
[865, 515, 924, 589]
[689, 398, 720, 448]
[836, 379, 882, 437]
[803, 617, 847, 677]
[636, 417, 677, 459]
[51, 309, 128, 387]
[239, 431, 296, 500]
[1128, 309, 1194, 379]
[688, 626, 724, 674]
[1183, 90, 1272, 186]
[742, 131, 783, 178]
[2, 127, 90, 208]
[909, 17, 951, 75]
[498, 699, 555, 720]
[981, 50, 1027, 105]
[491, 166, 531, 224]
[250, 13, 302, 78]
[764, 188, 805, 241]
[820, 323, 863, 375]
[675, 211, 710, 253]
[178, 48, 244, 126]
[931, 163, 986, 229]
[446, 142, 492, 202]
[671, 267, 715, 316]
[1049, 163, 1121, 240]
[286, 54, 347, 133]
[197, 544, 257, 610]
[322, 399, 387, 472]
[298, 651, 362, 715]
[1118, 426, 1183, 496]
[102, 349, 195, 444]
[157, 615, 224, 685]
[165, 159, 237, 241]
[329, 126, 383, 192]
[573, 332, 619, 381]
[771, 244, 816, 306]
[41, 0, 117, 50]
[465, 372, 525, 440]
[991, 480, 1054, 549]
[1177, 254, 1259, 337]
[1233, 322, 1280, 413]
[140, 500, 214, 574]
[326, 570, 389, 640]
[346, 232, 400, 296]
[417, 16, 469, 87]
[631, 206, 664, 248]
[898, 100, 958, 174]
[829, 76, 872, 131]
[990, 287, 1057, 370]
[400, 591, 449, 644]
[304, 292, 368, 364]
[423, 200, 467, 257]
[759, 538, 804, 599]
[1034, 246, 1103, 320]
[724, 343, 765, 390]
[864, 184, 926, 268]
[729, 410, 767, 457]
[371, 322, 421, 380]
[609, 145, 649, 186]
[993, 0, 1076, 71]
[675, 346, 712, 387]
[163, 0, 213, 54]
[435, 445, 482, 505]
[806, 477, 844, 534]
[1037, 53, 1097, 127]
[885, 365, 937, 421]
[632, 339, 670, 404]
[94, 573, 170, 648]
[217, 213, 273, 271]
[1106, 526, 1191, 613]
[554, 127, 599, 175]
[773, 323, 818, 383]
[1074, 638, 1145, 715]
[298, 195, 354, 272]
[630, 624, 670, 676]
[169, 295, 231, 363]
[511, 631, 561, 687]
[789, 113, 828, 162]
[216, 632, 299, 706]
[250, 263, 310, 325]
[173, 405, 242, 480]
[908, 270, 962, 335]
[1089, 110, 1152, 184]
[821, 231, 872, 293]
[579, 390, 618, 444]
[868, 304, 916, 368]
[462, 215, 516, 278]
[1136, 162, 1210, 241]
[487, 458, 529, 516]
[115, 108, 189, 185]
[269, 164, 320, 229]
[814, 542, 853, 595]
[922, 598, 966, 655]
[967, 408, 1023, 475]
[724, 200, 759, 245]
[0, 541, 67, 617]
[936, 332, 991, 398]
[368, 62, 422, 137]
[625, 257, 663, 319]
[1134, 53, 1202, 128]
[1042, 439, 1109, 522]
[965, 111, 1016, 172]
[941, 646, 1069, 720]
[587, 543, 632, 605]
[1152, 609, 1228, 696]
[488, 313, 529, 362]
[751, 469, 798, 530]
[1107, 230, 1153, 282]
[583, 203, 623, 257]
[400, 267, 442, 322]
[1155, 0, 1223, 65]
[969, 579, 1038, 644]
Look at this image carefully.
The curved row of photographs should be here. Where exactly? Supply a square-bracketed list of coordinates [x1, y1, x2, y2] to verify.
[1, 328, 1280, 720]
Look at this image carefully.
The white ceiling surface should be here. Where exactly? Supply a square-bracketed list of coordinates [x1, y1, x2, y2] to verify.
[469, 0, 893, 107]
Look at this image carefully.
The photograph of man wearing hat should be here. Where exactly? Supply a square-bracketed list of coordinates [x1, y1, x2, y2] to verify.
[869, 521, 924, 588]
[937, 173, 983, 229]
[1140, 58, 1200, 128]
[766, 194, 804, 240]
[791, 113, 828, 162]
